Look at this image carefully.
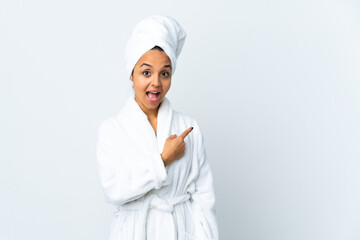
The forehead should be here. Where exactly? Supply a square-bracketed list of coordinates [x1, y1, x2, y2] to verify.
[137, 50, 171, 66]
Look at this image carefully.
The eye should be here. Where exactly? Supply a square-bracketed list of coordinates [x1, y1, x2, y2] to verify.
[162, 72, 170, 77]
[143, 71, 150, 76]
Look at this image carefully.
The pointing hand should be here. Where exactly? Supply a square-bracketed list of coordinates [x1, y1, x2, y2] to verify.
[161, 127, 193, 167]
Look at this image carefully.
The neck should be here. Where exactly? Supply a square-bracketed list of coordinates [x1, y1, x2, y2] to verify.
[145, 108, 159, 120]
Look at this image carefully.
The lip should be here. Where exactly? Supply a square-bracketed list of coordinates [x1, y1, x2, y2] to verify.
[146, 92, 161, 104]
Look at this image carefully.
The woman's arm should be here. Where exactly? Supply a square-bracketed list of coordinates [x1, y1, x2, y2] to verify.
[191, 122, 219, 240]
[96, 118, 167, 206]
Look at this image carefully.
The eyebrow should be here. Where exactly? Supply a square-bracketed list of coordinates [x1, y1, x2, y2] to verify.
[140, 63, 172, 69]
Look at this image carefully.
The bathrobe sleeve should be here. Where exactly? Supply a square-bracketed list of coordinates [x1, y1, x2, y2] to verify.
[96, 118, 167, 206]
[191, 121, 219, 240]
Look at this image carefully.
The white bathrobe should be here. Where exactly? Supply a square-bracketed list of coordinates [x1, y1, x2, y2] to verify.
[96, 94, 218, 240]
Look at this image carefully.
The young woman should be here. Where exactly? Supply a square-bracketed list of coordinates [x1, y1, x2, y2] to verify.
[96, 15, 218, 240]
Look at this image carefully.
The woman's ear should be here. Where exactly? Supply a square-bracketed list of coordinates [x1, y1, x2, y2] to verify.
[130, 69, 134, 81]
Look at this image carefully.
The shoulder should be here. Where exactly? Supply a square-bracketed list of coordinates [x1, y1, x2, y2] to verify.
[173, 110, 201, 127]
[98, 103, 129, 134]
[173, 110, 196, 124]
[98, 96, 132, 132]
[97, 116, 121, 136]
[172, 110, 204, 138]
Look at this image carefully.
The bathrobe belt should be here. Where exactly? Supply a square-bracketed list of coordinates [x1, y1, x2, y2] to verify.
[113, 193, 192, 240]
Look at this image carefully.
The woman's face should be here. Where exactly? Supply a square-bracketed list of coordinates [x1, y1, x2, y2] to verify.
[130, 49, 172, 116]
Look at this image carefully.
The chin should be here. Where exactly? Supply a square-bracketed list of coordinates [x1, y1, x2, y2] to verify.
[148, 100, 162, 109]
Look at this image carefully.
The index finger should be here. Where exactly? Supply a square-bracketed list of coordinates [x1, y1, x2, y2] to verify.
[179, 127, 193, 140]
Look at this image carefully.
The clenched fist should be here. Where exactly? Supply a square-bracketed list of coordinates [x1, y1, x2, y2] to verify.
[160, 127, 193, 167]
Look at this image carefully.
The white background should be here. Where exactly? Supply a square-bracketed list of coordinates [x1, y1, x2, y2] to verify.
[2, 0, 360, 239]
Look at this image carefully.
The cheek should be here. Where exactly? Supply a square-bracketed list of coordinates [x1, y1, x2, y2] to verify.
[164, 80, 171, 92]
[133, 78, 148, 91]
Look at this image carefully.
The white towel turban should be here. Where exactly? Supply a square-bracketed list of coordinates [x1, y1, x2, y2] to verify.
[124, 15, 186, 79]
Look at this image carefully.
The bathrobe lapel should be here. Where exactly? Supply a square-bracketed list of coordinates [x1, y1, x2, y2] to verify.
[156, 97, 173, 153]
[122, 94, 173, 157]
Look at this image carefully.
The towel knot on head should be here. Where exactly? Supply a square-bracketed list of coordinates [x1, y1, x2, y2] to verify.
[124, 15, 186, 79]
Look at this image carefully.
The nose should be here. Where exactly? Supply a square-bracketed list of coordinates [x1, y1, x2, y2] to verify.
[151, 74, 161, 87]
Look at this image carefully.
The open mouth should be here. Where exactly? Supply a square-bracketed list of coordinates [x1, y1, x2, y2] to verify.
[146, 91, 161, 103]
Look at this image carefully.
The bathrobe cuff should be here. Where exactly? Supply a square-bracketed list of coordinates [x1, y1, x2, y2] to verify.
[147, 154, 167, 189]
